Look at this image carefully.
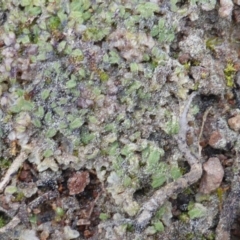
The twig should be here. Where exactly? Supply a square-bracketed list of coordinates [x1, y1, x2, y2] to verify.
[86, 191, 102, 220]
[0, 150, 30, 234]
[198, 106, 212, 156]
[28, 190, 59, 210]
[0, 151, 29, 193]
[134, 92, 202, 231]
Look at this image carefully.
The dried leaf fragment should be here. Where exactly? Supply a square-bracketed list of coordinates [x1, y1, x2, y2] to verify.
[67, 171, 90, 195]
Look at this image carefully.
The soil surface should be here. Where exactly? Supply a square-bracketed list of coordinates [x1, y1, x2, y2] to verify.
[1, 0, 240, 239]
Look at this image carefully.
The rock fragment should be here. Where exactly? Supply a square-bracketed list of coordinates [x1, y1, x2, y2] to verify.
[233, 8, 240, 23]
[235, 71, 240, 86]
[19, 230, 39, 240]
[201, 1, 216, 11]
[234, 0, 240, 5]
[199, 157, 224, 194]
[208, 131, 227, 149]
[219, 0, 234, 18]
[63, 226, 80, 239]
[228, 114, 240, 131]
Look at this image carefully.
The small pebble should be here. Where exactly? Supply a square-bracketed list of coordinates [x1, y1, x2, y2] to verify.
[64, 226, 80, 239]
[234, 0, 240, 5]
[219, 0, 233, 18]
[199, 157, 224, 194]
[228, 114, 240, 131]
[208, 131, 226, 149]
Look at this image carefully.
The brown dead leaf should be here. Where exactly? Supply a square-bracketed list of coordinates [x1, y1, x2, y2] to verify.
[67, 171, 90, 195]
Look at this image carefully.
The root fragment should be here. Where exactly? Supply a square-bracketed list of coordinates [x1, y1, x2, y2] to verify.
[0, 215, 20, 234]
[0, 150, 29, 235]
[0, 151, 29, 193]
[135, 92, 202, 230]
[28, 190, 59, 210]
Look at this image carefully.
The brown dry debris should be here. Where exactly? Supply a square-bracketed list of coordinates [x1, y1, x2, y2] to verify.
[67, 171, 90, 195]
